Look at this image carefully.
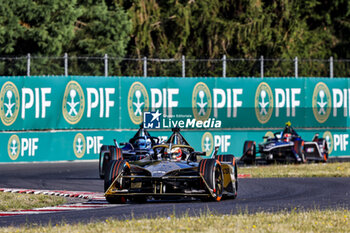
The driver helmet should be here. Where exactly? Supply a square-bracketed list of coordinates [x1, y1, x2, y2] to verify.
[283, 121, 292, 142]
[283, 133, 292, 142]
[134, 137, 152, 149]
[285, 121, 292, 130]
[170, 147, 182, 161]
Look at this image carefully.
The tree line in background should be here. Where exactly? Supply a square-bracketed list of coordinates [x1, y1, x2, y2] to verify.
[0, 0, 349, 77]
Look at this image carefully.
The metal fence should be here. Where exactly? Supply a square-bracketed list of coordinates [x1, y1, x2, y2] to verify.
[0, 54, 350, 77]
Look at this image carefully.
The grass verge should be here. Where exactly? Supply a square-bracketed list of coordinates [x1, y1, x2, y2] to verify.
[0, 192, 66, 211]
[1, 209, 349, 232]
[239, 162, 350, 178]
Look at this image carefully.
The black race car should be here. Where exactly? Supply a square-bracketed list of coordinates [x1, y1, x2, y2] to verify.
[240, 122, 329, 164]
[104, 128, 238, 203]
[98, 125, 159, 179]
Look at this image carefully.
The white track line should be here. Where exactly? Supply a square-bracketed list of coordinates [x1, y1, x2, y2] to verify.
[0, 188, 115, 217]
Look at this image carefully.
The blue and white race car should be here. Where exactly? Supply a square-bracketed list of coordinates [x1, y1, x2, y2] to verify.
[98, 125, 159, 179]
[240, 122, 329, 164]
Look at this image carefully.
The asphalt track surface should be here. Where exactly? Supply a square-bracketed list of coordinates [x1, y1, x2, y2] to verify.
[0, 161, 349, 227]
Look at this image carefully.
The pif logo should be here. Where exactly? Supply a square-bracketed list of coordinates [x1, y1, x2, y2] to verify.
[128, 82, 149, 125]
[255, 82, 273, 124]
[7, 135, 20, 160]
[62, 81, 85, 125]
[7, 135, 39, 160]
[201, 132, 214, 156]
[323, 131, 333, 155]
[192, 82, 212, 121]
[313, 82, 331, 123]
[73, 133, 86, 158]
[73, 133, 103, 158]
[0, 81, 20, 126]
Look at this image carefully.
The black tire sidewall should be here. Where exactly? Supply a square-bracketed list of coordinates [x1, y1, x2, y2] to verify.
[200, 159, 223, 201]
[99, 145, 110, 178]
[104, 160, 130, 192]
[242, 141, 256, 164]
[215, 154, 238, 198]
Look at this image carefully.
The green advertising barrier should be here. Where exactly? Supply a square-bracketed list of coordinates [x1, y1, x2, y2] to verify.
[0, 76, 121, 130]
[0, 129, 347, 163]
[123, 77, 350, 129]
[1, 76, 350, 130]
[1, 75, 350, 162]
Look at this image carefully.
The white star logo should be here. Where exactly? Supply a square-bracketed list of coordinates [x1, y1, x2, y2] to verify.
[150, 110, 161, 122]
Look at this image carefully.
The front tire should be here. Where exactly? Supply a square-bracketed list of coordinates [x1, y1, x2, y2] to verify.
[215, 154, 238, 199]
[199, 159, 223, 201]
[104, 160, 130, 204]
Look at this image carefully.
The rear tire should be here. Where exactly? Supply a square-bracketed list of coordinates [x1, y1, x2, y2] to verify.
[199, 159, 223, 201]
[318, 138, 329, 162]
[241, 141, 256, 165]
[99, 145, 110, 179]
[104, 160, 130, 204]
[110, 147, 123, 160]
[294, 140, 306, 163]
[99, 146, 123, 179]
